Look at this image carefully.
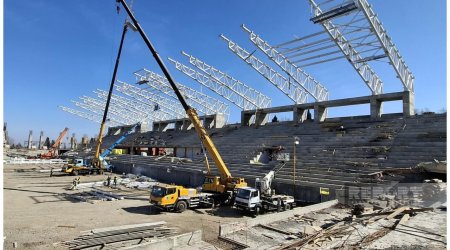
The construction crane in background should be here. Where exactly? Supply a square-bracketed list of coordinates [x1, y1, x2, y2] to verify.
[117, 0, 247, 206]
[39, 127, 69, 159]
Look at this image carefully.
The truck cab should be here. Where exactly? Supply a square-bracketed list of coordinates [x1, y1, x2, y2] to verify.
[150, 184, 197, 212]
[235, 187, 261, 212]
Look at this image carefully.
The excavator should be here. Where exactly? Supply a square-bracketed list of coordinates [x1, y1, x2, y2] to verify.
[38, 128, 69, 159]
[116, 0, 247, 211]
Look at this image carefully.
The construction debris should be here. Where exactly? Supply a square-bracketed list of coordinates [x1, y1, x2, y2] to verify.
[59, 222, 178, 249]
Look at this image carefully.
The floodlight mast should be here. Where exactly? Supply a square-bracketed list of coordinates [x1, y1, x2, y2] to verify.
[116, 0, 247, 192]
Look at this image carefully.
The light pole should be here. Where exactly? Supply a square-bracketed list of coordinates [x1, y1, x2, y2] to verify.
[293, 136, 300, 197]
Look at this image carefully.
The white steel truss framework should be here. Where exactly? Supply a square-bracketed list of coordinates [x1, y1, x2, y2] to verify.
[71, 100, 128, 125]
[93, 89, 172, 122]
[79, 96, 143, 125]
[116, 81, 186, 118]
[168, 58, 256, 110]
[133, 69, 230, 116]
[59, 106, 122, 127]
[241, 25, 329, 101]
[179, 52, 272, 109]
[220, 34, 308, 104]
[304, 0, 413, 93]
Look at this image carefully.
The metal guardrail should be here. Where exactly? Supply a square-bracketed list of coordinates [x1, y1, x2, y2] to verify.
[3, 158, 69, 164]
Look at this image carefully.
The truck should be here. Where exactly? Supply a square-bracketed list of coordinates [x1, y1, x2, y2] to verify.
[234, 171, 296, 215]
[116, 0, 247, 211]
[61, 158, 103, 176]
[150, 184, 215, 212]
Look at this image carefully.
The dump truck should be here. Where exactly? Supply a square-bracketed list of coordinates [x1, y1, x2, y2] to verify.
[234, 171, 295, 215]
[150, 184, 215, 212]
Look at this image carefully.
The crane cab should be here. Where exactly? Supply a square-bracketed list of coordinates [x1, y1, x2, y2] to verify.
[202, 176, 226, 193]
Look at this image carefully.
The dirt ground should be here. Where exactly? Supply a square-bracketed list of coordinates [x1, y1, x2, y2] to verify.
[3, 163, 245, 249]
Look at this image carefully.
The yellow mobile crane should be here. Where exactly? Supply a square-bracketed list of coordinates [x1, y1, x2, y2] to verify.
[116, 0, 247, 211]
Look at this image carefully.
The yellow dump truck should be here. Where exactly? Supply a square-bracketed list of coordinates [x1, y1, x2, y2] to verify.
[150, 184, 215, 212]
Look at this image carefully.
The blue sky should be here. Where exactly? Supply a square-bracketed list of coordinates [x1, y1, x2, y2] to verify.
[4, 0, 446, 145]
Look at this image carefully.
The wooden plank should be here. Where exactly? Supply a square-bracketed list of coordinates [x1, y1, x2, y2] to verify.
[359, 207, 433, 218]
[398, 214, 410, 225]
[386, 207, 407, 220]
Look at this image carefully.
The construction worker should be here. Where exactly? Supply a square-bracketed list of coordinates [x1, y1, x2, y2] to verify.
[50, 168, 53, 177]
[106, 175, 111, 186]
[72, 178, 78, 190]
[113, 176, 118, 186]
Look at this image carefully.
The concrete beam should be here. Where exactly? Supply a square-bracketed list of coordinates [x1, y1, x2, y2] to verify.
[240, 92, 408, 125]
[219, 199, 338, 236]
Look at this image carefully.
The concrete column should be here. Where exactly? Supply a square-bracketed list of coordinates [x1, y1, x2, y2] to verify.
[293, 106, 308, 123]
[182, 120, 193, 130]
[240, 112, 252, 126]
[254, 112, 268, 126]
[27, 130, 33, 149]
[403, 91, 415, 116]
[175, 121, 183, 131]
[38, 131, 44, 149]
[314, 105, 327, 123]
[213, 114, 226, 128]
[370, 98, 383, 119]
[204, 117, 213, 129]
[154, 122, 169, 132]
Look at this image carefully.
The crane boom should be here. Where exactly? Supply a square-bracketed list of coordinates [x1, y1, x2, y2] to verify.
[117, 0, 245, 191]
[100, 123, 139, 159]
[51, 127, 69, 150]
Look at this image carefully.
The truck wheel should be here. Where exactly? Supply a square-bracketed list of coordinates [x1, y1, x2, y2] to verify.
[285, 204, 291, 210]
[175, 201, 187, 212]
[254, 206, 260, 216]
[72, 170, 78, 176]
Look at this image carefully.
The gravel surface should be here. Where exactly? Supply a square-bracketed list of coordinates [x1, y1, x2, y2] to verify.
[3, 163, 242, 249]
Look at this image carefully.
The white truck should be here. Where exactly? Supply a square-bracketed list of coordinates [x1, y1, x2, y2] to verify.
[234, 171, 295, 215]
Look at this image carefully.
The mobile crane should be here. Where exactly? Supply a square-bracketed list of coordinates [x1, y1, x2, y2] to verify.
[234, 171, 295, 215]
[61, 122, 139, 175]
[38, 128, 69, 159]
[63, 12, 137, 176]
[116, 0, 247, 211]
